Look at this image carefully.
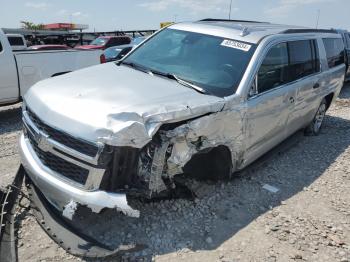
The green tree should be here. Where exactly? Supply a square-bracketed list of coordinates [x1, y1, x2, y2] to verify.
[20, 21, 45, 30]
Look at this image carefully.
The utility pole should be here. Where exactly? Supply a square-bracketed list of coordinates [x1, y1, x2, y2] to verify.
[316, 9, 320, 29]
[229, 0, 233, 20]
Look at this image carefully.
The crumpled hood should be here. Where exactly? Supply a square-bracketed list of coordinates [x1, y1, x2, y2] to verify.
[24, 63, 225, 148]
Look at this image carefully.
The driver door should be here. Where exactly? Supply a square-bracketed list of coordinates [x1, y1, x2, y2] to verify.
[243, 42, 297, 166]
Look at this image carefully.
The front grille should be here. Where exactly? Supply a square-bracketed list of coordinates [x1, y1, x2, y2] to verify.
[26, 108, 98, 157]
[100, 147, 142, 192]
[27, 130, 89, 185]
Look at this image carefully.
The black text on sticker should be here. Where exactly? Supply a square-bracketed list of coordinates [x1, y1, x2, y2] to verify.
[221, 40, 252, 52]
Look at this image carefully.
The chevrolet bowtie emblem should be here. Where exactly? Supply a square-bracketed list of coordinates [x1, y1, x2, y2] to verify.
[36, 132, 51, 152]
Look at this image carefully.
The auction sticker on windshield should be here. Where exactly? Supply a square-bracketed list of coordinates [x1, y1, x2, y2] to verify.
[221, 40, 252, 52]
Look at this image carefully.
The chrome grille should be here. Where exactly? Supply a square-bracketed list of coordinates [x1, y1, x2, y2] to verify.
[26, 108, 98, 157]
[22, 107, 106, 189]
[27, 132, 89, 185]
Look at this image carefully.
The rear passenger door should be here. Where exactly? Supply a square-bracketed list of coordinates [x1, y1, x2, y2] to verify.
[245, 43, 297, 163]
[286, 39, 322, 135]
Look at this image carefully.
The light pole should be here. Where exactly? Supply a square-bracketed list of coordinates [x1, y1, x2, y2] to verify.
[315, 9, 320, 29]
[229, 0, 233, 20]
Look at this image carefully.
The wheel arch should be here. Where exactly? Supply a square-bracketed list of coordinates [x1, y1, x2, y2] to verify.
[183, 144, 234, 181]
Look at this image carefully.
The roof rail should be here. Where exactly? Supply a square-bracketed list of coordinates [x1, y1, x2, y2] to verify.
[199, 18, 268, 24]
[282, 28, 338, 34]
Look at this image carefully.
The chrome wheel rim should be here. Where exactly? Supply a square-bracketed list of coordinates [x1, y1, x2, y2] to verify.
[314, 103, 326, 132]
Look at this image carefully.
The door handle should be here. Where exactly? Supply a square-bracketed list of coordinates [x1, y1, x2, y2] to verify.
[289, 97, 295, 104]
[313, 83, 320, 89]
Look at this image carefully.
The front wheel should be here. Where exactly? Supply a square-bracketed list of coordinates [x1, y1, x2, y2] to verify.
[304, 98, 327, 136]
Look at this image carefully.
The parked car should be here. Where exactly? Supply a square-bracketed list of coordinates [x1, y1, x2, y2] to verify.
[6, 34, 27, 51]
[0, 29, 103, 105]
[335, 29, 350, 81]
[103, 44, 134, 62]
[28, 44, 72, 51]
[20, 20, 345, 227]
[76, 36, 131, 50]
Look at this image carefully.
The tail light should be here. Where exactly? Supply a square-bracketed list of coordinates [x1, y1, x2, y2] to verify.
[100, 54, 106, 64]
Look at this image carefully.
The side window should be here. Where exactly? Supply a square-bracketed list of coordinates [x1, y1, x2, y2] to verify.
[347, 34, 350, 48]
[8, 37, 24, 46]
[258, 43, 289, 93]
[118, 47, 132, 59]
[322, 38, 345, 68]
[288, 40, 318, 81]
[0, 40, 2, 52]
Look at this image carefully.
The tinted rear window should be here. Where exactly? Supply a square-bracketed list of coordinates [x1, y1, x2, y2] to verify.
[8, 36, 24, 46]
[288, 40, 320, 81]
[323, 38, 345, 68]
[258, 40, 319, 93]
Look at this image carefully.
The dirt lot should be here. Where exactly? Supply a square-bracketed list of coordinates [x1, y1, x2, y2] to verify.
[1, 84, 349, 262]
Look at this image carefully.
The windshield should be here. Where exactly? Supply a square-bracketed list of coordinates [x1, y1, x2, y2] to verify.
[90, 37, 108, 46]
[104, 47, 122, 59]
[123, 29, 256, 97]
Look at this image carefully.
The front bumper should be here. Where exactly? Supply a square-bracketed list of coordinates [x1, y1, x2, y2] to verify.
[19, 134, 140, 217]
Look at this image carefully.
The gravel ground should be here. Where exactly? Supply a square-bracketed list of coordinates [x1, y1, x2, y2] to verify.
[0, 84, 349, 262]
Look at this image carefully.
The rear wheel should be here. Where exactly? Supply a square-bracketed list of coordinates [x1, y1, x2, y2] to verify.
[304, 98, 327, 136]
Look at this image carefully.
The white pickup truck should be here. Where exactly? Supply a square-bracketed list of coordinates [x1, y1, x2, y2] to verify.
[0, 29, 103, 106]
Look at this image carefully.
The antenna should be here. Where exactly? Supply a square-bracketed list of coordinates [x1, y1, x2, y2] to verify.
[229, 0, 233, 20]
[316, 9, 320, 29]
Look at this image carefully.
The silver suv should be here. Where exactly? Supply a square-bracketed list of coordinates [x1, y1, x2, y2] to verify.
[20, 19, 346, 218]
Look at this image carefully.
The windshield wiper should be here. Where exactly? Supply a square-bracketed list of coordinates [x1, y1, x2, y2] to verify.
[119, 61, 151, 74]
[150, 70, 208, 95]
[119, 63, 209, 95]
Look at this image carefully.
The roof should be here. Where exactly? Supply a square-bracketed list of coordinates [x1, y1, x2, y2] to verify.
[5, 33, 24, 38]
[169, 19, 338, 44]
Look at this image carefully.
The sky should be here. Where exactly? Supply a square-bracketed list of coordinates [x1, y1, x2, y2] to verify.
[0, 0, 349, 31]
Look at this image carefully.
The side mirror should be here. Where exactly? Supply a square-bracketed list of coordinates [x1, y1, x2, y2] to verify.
[249, 75, 258, 98]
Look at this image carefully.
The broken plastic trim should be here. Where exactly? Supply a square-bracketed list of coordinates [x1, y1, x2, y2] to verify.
[26, 175, 145, 258]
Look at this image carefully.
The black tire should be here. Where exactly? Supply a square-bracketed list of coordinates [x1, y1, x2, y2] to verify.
[304, 98, 327, 136]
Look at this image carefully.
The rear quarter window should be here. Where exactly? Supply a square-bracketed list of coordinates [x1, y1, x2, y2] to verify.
[322, 38, 345, 68]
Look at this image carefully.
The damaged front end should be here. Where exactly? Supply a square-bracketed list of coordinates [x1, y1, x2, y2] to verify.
[99, 109, 244, 200]
[20, 100, 244, 219]
[16, 95, 246, 259]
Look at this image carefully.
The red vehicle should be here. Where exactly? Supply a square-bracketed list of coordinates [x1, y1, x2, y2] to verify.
[76, 36, 131, 50]
[28, 45, 72, 51]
